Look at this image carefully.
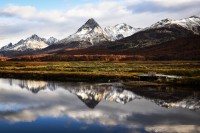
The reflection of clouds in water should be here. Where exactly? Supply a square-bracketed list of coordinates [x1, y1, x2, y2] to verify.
[146, 125, 200, 133]
[1, 105, 132, 127]
[1, 101, 133, 126]
[4, 110, 37, 122]
[3, 105, 67, 122]
[2, 104, 200, 133]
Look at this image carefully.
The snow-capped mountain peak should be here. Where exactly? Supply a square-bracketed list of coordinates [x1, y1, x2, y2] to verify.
[76, 18, 100, 34]
[57, 18, 109, 46]
[104, 23, 141, 41]
[28, 34, 43, 41]
[0, 34, 49, 51]
[150, 18, 172, 28]
[0, 43, 13, 51]
[115, 23, 132, 29]
[47, 37, 59, 45]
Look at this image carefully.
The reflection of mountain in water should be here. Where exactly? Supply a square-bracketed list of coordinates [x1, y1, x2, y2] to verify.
[68, 84, 137, 108]
[11, 79, 200, 110]
[160, 96, 200, 110]
[69, 85, 105, 108]
[130, 87, 200, 110]
[105, 88, 135, 104]
[17, 80, 58, 93]
[18, 80, 48, 93]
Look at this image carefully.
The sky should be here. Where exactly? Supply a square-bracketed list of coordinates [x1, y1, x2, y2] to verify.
[0, 0, 199, 47]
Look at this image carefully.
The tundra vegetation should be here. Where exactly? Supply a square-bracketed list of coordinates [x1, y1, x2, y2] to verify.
[0, 61, 199, 87]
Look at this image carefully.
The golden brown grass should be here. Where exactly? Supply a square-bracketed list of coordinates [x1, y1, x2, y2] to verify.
[0, 61, 199, 84]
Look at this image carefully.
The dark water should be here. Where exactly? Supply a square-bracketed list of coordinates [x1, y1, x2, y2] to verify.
[0, 78, 200, 133]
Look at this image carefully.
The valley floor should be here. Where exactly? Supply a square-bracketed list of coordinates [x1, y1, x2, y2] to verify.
[0, 61, 200, 87]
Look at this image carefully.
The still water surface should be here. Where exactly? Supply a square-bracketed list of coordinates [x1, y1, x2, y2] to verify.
[0, 78, 200, 133]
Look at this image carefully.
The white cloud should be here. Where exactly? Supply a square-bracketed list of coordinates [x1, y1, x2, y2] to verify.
[154, 0, 198, 7]
[0, 5, 68, 23]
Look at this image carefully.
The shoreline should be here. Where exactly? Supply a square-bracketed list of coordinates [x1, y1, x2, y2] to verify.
[0, 70, 136, 82]
[0, 70, 200, 87]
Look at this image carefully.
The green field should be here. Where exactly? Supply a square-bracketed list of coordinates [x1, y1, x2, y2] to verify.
[0, 61, 200, 86]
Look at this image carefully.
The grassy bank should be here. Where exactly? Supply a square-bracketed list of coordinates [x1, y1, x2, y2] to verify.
[0, 61, 200, 85]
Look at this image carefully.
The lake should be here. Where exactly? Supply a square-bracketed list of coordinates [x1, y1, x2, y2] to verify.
[0, 78, 199, 133]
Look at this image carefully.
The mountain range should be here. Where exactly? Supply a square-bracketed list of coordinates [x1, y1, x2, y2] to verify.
[0, 18, 138, 52]
[0, 16, 200, 60]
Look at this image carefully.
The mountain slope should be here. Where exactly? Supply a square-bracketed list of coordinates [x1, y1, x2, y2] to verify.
[57, 18, 109, 48]
[124, 34, 200, 60]
[104, 23, 140, 41]
[109, 16, 200, 49]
